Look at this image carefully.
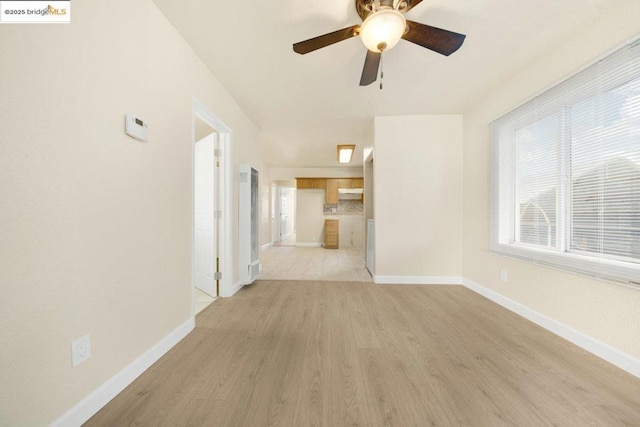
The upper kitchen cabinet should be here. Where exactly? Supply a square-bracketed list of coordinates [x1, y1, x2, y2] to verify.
[326, 179, 339, 204]
[296, 178, 313, 189]
[313, 179, 327, 189]
[296, 178, 327, 189]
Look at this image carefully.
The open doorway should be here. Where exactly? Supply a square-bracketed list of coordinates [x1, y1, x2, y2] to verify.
[272, 182, 296, 246]
[260, 173, 372, 282]
[192, 99, 233, 316]
[193, 117, 218, 314]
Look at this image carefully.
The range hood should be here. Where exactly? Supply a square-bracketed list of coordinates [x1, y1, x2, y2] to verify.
[338, 187, 364, 201]
[338, 188, 364, 194]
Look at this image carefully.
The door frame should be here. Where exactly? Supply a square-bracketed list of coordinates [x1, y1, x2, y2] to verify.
[191, 98, 233, 317]
[279, 187, 287, 242]
[271, 183, 279, 244]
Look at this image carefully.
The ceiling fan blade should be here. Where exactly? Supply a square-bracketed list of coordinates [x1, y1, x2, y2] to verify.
[293, 25, 360, 55]
[360, 50, 381, 86]
[402, 20, 466, 56]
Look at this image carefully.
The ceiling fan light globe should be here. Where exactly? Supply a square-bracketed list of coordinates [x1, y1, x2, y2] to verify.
[360, 9, 406, 53]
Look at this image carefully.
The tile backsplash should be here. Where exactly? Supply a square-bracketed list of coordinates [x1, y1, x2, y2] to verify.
[323, 204, 337, 214]
[323, 200, 363, 215]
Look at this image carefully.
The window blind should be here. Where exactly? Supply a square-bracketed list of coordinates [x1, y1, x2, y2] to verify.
[491, 39, 640, 284]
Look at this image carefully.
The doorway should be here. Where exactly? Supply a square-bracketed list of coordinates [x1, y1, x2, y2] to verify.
[192, 98, 232, 317]
[272, 183, 296, 246]
[194, 121, 218, 313]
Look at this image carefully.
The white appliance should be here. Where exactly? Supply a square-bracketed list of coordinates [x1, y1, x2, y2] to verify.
[239, 164, 260, 284]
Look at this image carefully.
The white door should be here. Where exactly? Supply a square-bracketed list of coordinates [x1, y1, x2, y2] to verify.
[194, 134, 217, 297]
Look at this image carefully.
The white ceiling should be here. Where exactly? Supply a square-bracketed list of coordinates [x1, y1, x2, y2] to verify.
[152, 0, 615, 167]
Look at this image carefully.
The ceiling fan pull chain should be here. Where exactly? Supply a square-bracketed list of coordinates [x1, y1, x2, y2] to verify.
[380, 54, 384, 90]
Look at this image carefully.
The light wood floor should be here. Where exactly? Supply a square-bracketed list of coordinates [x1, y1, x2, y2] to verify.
[86, 281, 640, 426]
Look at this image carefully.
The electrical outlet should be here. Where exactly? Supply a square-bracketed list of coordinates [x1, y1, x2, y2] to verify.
[500, 269, 508, 282]
[71, 335, 91, 367]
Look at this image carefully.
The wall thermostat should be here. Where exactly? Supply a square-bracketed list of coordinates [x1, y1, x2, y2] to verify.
[125, 114, 148, 142]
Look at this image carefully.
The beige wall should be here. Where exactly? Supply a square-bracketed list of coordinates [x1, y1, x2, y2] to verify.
[462, 2, 640, 358]
[0, 1, 260, 425]
[296, 189, 326, 244]
[374, 115, 463, 278]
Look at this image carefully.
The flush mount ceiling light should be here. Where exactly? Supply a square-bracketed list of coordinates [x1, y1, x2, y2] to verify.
[338, 145, 356, 164]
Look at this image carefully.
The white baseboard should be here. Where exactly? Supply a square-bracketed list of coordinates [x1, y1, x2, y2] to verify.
[261, 242, 272, 250]
[51, 317, 195, 427]
[296, 242, 322, 247]
[462, 278, 640, 379]
[374, 275, 462, 285]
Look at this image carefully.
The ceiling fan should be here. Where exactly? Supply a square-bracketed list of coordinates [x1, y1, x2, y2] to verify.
[293, 0, 466, 86]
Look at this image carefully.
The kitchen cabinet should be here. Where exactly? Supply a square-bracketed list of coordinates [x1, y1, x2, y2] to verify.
[338, 178, 352, 188]
[296, 178, 326, 189]
[325, 219, 339, 249]
[312, 179, 326, 189]
[325, 179, 339, 204]
[296, 178, 313, 189]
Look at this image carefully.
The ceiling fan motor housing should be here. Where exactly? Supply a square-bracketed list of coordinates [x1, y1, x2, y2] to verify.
[356, 0, 412, 21]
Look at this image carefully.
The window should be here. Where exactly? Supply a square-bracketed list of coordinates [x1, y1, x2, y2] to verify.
[491, 40, 640, 284]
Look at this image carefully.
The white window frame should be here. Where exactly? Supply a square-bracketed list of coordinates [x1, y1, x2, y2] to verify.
[490, 39, 640, 285]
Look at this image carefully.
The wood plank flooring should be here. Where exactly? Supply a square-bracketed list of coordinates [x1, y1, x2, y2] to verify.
[86, 281, 640, 426]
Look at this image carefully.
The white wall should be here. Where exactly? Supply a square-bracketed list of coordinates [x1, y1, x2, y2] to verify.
[462, 2, 640, 359]
[296, 189, 326, 245]
[374, 115, 463, 280]
[0, 1, 260, 424]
